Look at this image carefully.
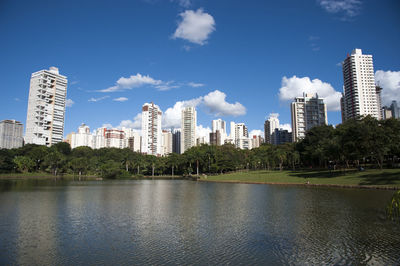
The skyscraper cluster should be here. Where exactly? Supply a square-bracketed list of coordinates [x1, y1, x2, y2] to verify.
[0, 48, 398, 151]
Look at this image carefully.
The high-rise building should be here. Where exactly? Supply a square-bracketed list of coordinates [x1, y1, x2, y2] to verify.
[172, 129, 181, 154]
[181, 106, 196, 153]
[376, 86, 383, 120]
[230, 122, 251, 149]
[105, 129, 126, 149]
[341, 49, 379, 121]
[212, 119, 227, 145]
[66, 123, 94, 149]
[162, 130, 173, 155]
[141, 102, 162, 156]
[271, 128, 292, 145]
[390, 100, 400, 119]
[94, 127, 107, 149]
[210, 130, 221, 146]
[123, 128, 141, 153]
[264, 114, 280, 144]
[291, 93, 327, 142]
[0, 120, 24, 149]
[25, 67, 67, 146]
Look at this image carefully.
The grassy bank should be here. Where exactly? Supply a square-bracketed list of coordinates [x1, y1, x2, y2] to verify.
[199, 169, 400, 189]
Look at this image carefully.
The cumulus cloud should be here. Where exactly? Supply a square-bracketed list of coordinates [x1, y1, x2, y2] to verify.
[118, 113, 142, 130]
[249, 129, 263, 137]
[113, 97, 128, 102]
[317, 0, 362, 20]
[278, 76, 341, 111]
[163, 97, 203, 128]
[100, 73, 163, 92]
[89, 96, 109, 102]
[203, 90, 246, 116]
[196, 124, 211, 143]
[172, 8, 215, 45]
[66, 99, 74, 107]
[375, 70, 400, 106]
[280, 123, 292, 132]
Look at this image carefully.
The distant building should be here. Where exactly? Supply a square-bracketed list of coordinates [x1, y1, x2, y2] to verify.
[181, 106, 196, 153]
[210, 130, 221, 146]
[376, 86, 383, 120]
[271, 128, 292, 145]
[25, 67, 67, 146]
[391, 100, 399, 119]
[382, 106, 393, 119]
[251, 135, 263, 149]
[0, 120, 24, 149]
[230, 122, 252, 149]
[341, 49, 379, 121]
[66, 123, 94, 149]
[162, 130, 173, 155]
[141, 102, 162, 156]
[264, 114, 279, 144]
[172, 129, 181, 154]
[105, 129, 126, 149]
[94, 127, 107, 149]
[291, 93, 327, 142]
[196, 136, 206, 146]
[122, 127, 141, 152]
[212, 119, 227, 145]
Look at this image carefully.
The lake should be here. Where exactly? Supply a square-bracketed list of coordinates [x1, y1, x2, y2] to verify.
[0, 179, 399, 265]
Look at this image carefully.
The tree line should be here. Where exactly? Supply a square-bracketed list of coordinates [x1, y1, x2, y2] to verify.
[0, 116, 399, 178]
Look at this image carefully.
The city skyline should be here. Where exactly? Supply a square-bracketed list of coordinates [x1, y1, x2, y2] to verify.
[1, 0, 399, 139]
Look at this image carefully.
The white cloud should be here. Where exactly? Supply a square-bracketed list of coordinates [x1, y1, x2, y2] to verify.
[172, 8, 216, 45]
[155, 81, 180, 91]
[375, 70, 400, 106]
[163, 97, 203, 128]
[100, 73, 163, 92]
[113, 97, 128, 102]
[317, 0, 362, 19]
[89, 96, 109, 102]
[249, 129, 263, 137]
[102, 123, 113, 129]
[203, 90, 246, 116]
[188, 82, 204, 87]
[196, 124, 211, 143]
[118, 113, 142, 130]
[172, 0, 191, 7]
[66, 99, 74, 107]
[278, 76, 341, 111]
[280, 123, 292, 133]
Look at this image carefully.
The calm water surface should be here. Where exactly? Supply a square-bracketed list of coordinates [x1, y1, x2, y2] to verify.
[0, 179, 399, 265]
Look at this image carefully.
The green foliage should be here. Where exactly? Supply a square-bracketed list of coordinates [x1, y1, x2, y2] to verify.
[13, 156, 35, 172]
[0, 116, 399, 177]
[387, 190, 400, 222]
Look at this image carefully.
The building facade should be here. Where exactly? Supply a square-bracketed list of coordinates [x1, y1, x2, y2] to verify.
[66, 123, 94, 149]
[172, 129, 181, 154]
[0, 120, 24, 149]
[141, 102, 162, 156]
[264, 114, 280, 144]
[271, 128, 292, 145]
[212, 119, 227, 145]
[341, 49, 379, 121]
[25, 67, 67, 146]
[181, 106, 196, 153]
[162, 130, 173, 155]
[291, 93, 327, 142]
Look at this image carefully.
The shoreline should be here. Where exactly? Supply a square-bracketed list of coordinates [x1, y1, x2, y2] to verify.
[198, 179, 400, 190]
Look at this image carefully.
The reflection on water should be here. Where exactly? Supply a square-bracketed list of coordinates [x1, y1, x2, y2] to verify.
[0, 179, 399, 264]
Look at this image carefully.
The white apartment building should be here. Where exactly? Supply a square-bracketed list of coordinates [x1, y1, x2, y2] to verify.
[0, 120, 24, 149]
[341, 49, 379, 121]
[66, 124, 94, 149]
[181, 106, 196, 153]
[264, 114, 279, 144]
[122, 127, 141, 153]
[94, 127, 107, 149]
[105, 129, 126, 149]
[230, 122, 252, 149]
[291, 93, 327, 142]
[212, 119, 227, 145]
[141, 102, 162, 156]
[162, 130, 173, 155]
[25, 67, 67, 146]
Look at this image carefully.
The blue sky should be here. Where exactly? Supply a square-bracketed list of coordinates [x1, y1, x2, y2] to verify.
[1, 0, 399, 138]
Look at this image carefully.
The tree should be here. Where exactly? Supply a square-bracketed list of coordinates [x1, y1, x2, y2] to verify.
[70, 157, 87, 177]
[99, 160, 122, 179]
[43, 150, 65, 175]
[13, 156, 35, 172]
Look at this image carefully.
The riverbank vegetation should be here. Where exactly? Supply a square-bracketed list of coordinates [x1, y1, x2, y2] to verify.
[0, 116, 399, 184]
